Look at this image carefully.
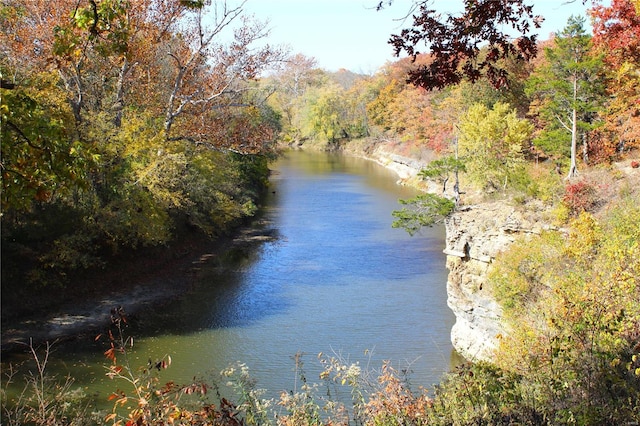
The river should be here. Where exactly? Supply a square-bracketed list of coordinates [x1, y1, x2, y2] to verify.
[3, 150, 457, 410]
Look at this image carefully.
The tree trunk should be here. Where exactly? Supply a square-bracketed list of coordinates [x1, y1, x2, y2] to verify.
[454, 136, 461, 206]
[566, 77, 579, 179]
[113, 58, 130, 128]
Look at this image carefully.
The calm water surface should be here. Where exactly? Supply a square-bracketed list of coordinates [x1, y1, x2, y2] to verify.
[6, 150, 457, 406]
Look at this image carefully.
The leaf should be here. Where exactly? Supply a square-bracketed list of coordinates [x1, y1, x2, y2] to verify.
[104, 347, 117, 362]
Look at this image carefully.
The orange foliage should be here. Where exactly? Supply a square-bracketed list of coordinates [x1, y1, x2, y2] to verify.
[590, 0, 640, 153]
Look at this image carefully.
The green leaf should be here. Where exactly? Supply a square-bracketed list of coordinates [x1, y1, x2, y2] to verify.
[392, 193, 455, 235]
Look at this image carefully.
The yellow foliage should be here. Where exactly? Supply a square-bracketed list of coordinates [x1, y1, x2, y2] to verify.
[563, 212, 601, 262]
[491, 199, 640, 417]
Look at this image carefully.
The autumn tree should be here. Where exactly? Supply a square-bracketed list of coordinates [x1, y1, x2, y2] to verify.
[385, 85, 434, 143]
[590, 0, 640, 155]
[526, 16, 605, 178]
[1, 0, 285, 290]
[458, 102, 533, 190]
[366, 76, 404, 132]
[377, 0, 542, 90]
[365, 60, 455, 152]
[264, 54, 322, 144]
[161, 3, 284, 148]
[0, 72, 91, 213]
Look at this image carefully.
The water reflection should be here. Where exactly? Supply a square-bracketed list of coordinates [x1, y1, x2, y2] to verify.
[3, 150, 457, 407]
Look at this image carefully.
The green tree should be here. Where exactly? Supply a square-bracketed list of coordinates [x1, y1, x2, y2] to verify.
[458, 102, 532, 191]
[526, 16, 605, 178]
[419, 155, 466, 203]
[265, 54, 320, 144]
[0, 72, 92, 213]
[391, 193, 455, 236]
[302, 83, 366, 144]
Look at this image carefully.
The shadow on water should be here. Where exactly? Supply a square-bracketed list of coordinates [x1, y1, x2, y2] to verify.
[2, 150, 459, 410]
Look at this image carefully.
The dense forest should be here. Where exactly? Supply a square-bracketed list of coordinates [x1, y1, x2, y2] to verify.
[1, 0, 640, 424]
[1, 0, 285, 312]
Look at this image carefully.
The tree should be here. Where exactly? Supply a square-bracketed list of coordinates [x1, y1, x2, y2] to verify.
[0, 0, 285, 288]
[590, 0, 640, 154]
[304, 84, 346, 143]
[385, 85, 434, 143]
[377, 0, 543, 90]
[418, 155, 466, 203]
[458, 102, 532, 190]
[265, 54, 319, 143]
[302, 82, 368, 144]
[391, 193, 455, 235]
[366, 77, 404, 132]
[160, 2, 284, 146]
[526, 16, 605, 179]
[0, 72, 91, 213]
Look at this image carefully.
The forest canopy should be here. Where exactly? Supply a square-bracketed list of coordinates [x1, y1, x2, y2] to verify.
[1, 0, 285, 291]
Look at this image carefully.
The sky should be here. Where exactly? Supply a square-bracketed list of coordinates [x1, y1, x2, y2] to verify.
[241, 0, 608, 73]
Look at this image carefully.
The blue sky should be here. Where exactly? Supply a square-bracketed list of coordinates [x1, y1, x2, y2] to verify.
[242, 0, 607, 73]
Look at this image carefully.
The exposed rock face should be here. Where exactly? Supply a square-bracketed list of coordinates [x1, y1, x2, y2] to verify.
[443, 201, 547, 361]
[337, 139, 555, 363]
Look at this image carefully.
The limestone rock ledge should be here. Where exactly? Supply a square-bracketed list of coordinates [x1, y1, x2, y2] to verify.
[444, 201, 547, 361]
[337, 140, 553, 363]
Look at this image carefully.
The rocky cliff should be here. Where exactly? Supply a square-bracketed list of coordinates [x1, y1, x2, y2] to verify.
[443, 201, 550, 361]
[338, 140, 551, 362]
[338, 140, 640, 364]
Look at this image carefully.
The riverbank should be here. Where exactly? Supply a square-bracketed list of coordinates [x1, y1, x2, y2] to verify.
[296, 137, 438, 189]
[331, 137, 640, 362]
[1, 139, 433, 355]
[1, 215, 278, 354]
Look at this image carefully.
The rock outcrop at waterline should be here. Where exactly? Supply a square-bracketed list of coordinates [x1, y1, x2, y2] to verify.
[300, 139, 552, 362]
[443, 201, 549, 361]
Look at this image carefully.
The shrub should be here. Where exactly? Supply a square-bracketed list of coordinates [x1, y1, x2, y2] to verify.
[490, 200, 640, 424]
[562, 180, 597, 216]
[427, 362, 542, 425]
[524, 164, 564, 203]
[1, 342, 95, 426]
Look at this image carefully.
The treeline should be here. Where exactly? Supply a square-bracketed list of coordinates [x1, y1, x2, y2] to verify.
[265, 10, 638, 180]
[1, 0, 285, 298]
